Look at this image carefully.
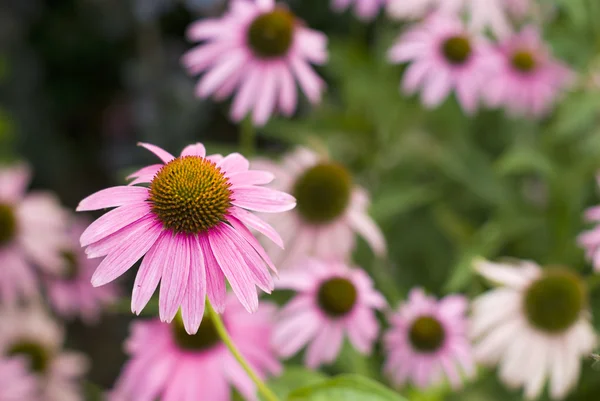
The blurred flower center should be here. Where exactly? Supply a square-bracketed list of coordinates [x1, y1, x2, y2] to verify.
[247, 9, 295, 59]
[511, 50, 537, 73]
[293, 163, 352, 224]
[0, 203, 17, 245]
[149, 156, 232, 235]
[408, 316, 445, 352]
[8, 341, 49, 373]
[524, 269, 585, 333]
[317, 277, 357, 317]
[441, 36, 472, 65]
[172, 312, 221, 351]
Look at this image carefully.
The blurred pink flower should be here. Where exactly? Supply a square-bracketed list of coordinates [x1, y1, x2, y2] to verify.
[0, 307, 88, 401]
[388, 14, 497, 114]
[0, 164, 69, 305]
[273, 259, 386, 368]
[109, 296, 281, 401]
[579, 184, 600, 270]
[44, 218, 120, 324]
[331, 0, 386, 21]
[252, 147, 386, 268]
[387, 0, 462, 20]
[483, 27, 573, 117]
[77, 143, 295, 334]
[384, 288, 474, 389]
[0, 357, 38, 401]
[182, 0, 328, 126]
[471, 259, 596, 399]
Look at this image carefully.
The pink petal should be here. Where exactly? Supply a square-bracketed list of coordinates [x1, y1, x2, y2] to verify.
[231, 65, 263, 121]
[252, 65, 278, 126]
[228, 171, 274, 186]
[277, 63, 298, 116]
[217, 152, 250, 174]
[80, 202, 151, 247]
[231, 186, 296, 213]
[180, 236, 207, 334]
[198, 235, 227, 313]
[305, 322, 344, 368]
[347, 209, 386, 255]
[137, 143, 175, 163]
[196, 52, 246, 97]
[127, 164, 162, 186]
[290, 56, 324, 103]
[77, 186, 149, 211]
[131, 232, 169, 314]
[229, 207, 283, 248]
[0, 163, 31, 202]
[273, 308, 320, 357]
[180, 143, 206, 158]
[208, 227, 259, 313]
[227, 215, 278, 273]
[159, 235, 191, 323]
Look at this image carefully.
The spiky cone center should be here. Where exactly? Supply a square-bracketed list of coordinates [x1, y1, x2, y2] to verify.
[523, 268, 586, 334]
[148, 156, 232, 235]
[441, 35, 472, 65]
[293, 162, 352, 224]
[247, 8, 295, 59]
[511, 50, 537, 73]
[8, 341, 50, 373]
[172, 312, 221, 351]
[317, 277, 358, 317]
[0, 203, 17, 245]
[408, 316, 445, 353]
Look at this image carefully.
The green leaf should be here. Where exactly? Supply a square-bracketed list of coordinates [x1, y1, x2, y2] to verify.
[263, 367, 328, 400]
[288, 374, 407, 401]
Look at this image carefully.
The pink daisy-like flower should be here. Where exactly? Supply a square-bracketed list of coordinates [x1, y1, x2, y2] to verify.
[253, 147, 385, 268]
[331, 0, 387, 21]
[77, 142, 295, 334]
[578, 180, 600, 271]
[0, 357, 38, 401]
[182, 0, 328, 126]
[273, 258, 386, 368]
[471, 259, 596, 399]
[483, 27, 573, 117]
[0, 307, 88, 401]
[44, 218, 120, 324]
[388, 14, 497, 114]
[0, 164, 69, 305]
[383, 288, 475, 389]
[109, 295, 281, 401]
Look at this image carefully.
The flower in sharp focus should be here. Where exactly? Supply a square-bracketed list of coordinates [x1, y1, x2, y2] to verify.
[577, 188, 600, 271]
[44, 217, 120, 324]
[0, 357, 38, 401]
[330, 0, 387, 21]
[252, 147, 386, 268]
[182, 0, 328, 126]
[109, 296, 281, 401]
[471, 259, 596, 399]
[77, 142, 295, 334]
[483, 27, 573, 118]
[0, 164, 69, 305]
[0, 307, 88, 401]
[273, 258, 386, 368]
[383, 288, 474, 389]
[388, 14, 497, 114]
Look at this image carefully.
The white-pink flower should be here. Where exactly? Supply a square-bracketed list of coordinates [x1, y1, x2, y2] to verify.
[77, 142, 295, 334]
[0, 164, 68, 305]
[483, 27, 573, 117]
[0, 307, 88, 401]
[384, 288, 475, 389]
[0, 357, 38, 401]
[44, 218, 120, 324]
[182, 0, 328, 126]
[273, 258, 386, 368]
[252, 147, 386, 268]
[388, 14, 497, 114]
[109, 296, 281, 401]
[331, 0, 387, 21]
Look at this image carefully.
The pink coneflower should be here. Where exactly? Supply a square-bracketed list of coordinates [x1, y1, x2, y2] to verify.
[252, 147, 385, 268]
[44, 218, 119, 324]
[77, 142, 295, 334]
[0, 307, 88, 401]
[471, 259, 596, 399]
[383, 288, 474, 389]
[579, 181, 600, 271]
[109, 295, 281, 401]
[388, 14, 496, 114]
[0, 357, 38, 401]
[483, 27, 573, 117]
[273, 258, 386, 368]
[331, 0, 387, 21]
[0, 164, 68, 305]
[181, 0, 328, 126]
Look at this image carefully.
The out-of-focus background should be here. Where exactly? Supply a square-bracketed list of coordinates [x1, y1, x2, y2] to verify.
[3, 0, 600, 400]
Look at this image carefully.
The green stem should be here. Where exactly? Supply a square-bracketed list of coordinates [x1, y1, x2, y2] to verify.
[240, 117, 257, 157]
[207, 302, 280, 401]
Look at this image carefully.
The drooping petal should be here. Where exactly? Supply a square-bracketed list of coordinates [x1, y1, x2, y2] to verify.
[77, 186, 150, 211]
[138, 142, 175, 163]
[158, 235, 191, 323]
[131, 232, 170, 314]
[231, 186, 296, 213]
[180, 236, 207, 334]
[80, 202, 151, 247]
[198, 235, 227, 313]
[229, 207, 284, 248]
